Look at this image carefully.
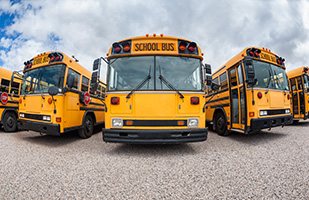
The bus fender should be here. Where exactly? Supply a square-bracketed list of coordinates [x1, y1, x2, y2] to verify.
[1, 108, 18, 122]
[81, 111, 96, 126]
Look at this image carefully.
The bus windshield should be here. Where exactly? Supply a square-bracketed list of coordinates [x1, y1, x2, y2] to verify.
[252, 60, 289, 90]
[21, 64, 66, 94]
[108, 56, 202, 91]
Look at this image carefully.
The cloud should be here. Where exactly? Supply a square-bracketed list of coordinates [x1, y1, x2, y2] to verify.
[0, 0, 308, 75]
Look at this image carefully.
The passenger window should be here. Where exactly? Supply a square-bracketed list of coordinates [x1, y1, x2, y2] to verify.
[67, 68, 80, 90]
[290, 78, 297, 91]
[81, 76, 89, 92]
[219, 72, 227, 90]
[229, 68, 237, 87]
[11, 81, 20, 94]
[1, 79, 10, 93]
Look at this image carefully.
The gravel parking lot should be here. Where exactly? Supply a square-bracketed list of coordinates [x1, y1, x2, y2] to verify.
[0, 122, 308, 199]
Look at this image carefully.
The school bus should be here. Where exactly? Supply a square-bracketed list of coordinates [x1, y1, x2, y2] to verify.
[96, 34, 212, 143]
[18, 51, 106, 138]
[287, 66, 309, 123]
[0, 67, 22, 132]
[205, 47, 292, 135]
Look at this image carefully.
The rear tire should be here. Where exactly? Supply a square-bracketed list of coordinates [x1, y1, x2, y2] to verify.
[78, 115, 94, 139]
[3, 112, 17, 132]
[214, 112, 230, 136]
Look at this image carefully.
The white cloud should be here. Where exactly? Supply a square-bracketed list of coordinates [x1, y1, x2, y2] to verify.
[0, 0, 308, 74]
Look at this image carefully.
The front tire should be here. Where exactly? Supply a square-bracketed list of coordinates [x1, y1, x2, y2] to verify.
[3, 112, 17, 132]
[78, 115, 94, 139]
[214, 112, 230, 136]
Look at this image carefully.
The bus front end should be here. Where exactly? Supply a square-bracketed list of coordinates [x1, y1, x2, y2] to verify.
[102, 35, 209, 144]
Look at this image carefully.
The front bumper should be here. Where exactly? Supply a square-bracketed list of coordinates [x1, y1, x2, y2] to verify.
[249, 115, 293, 132]
[103, 128, 208, 144]
[18, 119, 60, 136]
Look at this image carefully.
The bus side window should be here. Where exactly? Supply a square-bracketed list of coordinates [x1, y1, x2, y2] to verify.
[67, 68, 80, 90]
[290, 78, 297, 91]
[81, 76, 89, 92]
[220, 72, 227, 90]
[1, 79, 10, 93]
[11, 81, 20, 95]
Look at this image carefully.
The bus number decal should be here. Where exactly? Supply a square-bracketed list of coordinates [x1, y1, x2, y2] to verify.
[134, 43, 175, 52]
[33, 56, 49, 66]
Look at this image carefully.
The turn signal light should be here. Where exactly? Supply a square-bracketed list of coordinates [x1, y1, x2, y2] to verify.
[19, 98, 22, 104]
[56, 117, 61, 122]
[177, 121, 185, 126]
[48, 97, 53, 104]
[287, 94, 290, 100]
[111, 97, 120, 105]
[249, 112, 255, 117]
[126, 121, 133, 126]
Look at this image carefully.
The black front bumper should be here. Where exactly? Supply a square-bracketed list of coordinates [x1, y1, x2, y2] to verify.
[249, 115, 293, 132]
[18, 119, 60, 136]
[103, 128, 208, 144]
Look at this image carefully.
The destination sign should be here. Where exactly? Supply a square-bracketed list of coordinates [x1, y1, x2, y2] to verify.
[32, 56, 49, 66]
[133, 42, 176, 52]
[260, 52, 276, 63]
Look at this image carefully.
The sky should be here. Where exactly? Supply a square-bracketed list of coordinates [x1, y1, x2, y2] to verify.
[0, 0, 308, 78]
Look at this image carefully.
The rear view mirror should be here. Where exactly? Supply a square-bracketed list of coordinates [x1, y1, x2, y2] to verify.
[93, 58, 100, 71]
[48, 86, 59, 96]
[247, 65, 255, 80]
[205, 75, 212, 86]
[205, 64, 212, 74]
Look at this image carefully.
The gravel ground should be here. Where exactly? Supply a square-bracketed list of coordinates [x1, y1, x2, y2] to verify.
[0, 122, 308, 199]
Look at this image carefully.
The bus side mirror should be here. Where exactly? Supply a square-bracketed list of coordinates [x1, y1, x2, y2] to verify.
[244, 56, 253, 66]
[204, 64, 212, 74]
[67, 74, 75, 89]
[93, 58, 100, 71]
[211, 82, 220, 91]
[48, 86, 59, 96]
[205, 75, 212, 86]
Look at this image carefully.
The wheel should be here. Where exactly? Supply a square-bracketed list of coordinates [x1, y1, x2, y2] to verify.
[78, 115, 94, 139]
[214, 112, 230, 136]
[3, 112, 17, 132]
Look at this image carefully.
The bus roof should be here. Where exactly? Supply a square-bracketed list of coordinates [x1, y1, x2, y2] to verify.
[212, 47, 286, 78]
[287, 66, 309, 79]
[23, 51, 91, 77]
[107, 34, 204, 60]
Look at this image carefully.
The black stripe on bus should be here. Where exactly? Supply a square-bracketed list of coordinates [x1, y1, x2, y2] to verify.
[205, 88, 228, 98]
[207, 96, 229, 104]
[80, 107, 106, 111]
[89, 102, 105, 107]
[210, 103, 230, 108]
[7, 101, 19, 104]
[0, 106, 18, 109]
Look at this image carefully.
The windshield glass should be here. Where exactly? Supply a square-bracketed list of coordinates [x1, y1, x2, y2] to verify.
[21, 64, 66, 94]
[108, 56, 202, 91]
[251, 60, 289, 90]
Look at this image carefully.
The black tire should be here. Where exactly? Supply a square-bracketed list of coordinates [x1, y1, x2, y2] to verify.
[3, 112, 17, 132]
[78, 115, 94, 139]
[214, 112, 230, 136]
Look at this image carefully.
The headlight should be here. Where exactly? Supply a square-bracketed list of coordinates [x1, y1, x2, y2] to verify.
[42, 116, 51, 121]
[187, 118, 199, 128]
[112, 118, 123, 128]
[285, 109, 290, 114]
[19, 113, 24, 118]
[260, 110, 268, 116]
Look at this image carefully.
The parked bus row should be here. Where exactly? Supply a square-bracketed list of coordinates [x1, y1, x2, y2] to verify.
[0, 34, 308, 144]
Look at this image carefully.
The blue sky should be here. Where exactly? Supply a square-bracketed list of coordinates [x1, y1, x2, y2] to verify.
[0, 0, 308, 74]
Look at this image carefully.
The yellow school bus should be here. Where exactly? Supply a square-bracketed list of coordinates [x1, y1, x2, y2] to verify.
[18, 51, 106, 138]
[97, 34, 212, 143]
[0, 67, 22, 132]
[287, 66, 309, 123]
[206, 47, 292, 135]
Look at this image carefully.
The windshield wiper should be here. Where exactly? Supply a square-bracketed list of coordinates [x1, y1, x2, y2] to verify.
[126, 75, 151, 99]
[159, 74, 184, 99]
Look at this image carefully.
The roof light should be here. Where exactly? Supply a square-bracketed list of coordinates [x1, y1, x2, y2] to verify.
[249, 51, 254, 56]
[50, 56, 55, 62]
[188, 42, 196, 52]
[113, 43, 121, 53]
[179, 41, 187, 52]
[122, 41, 131, 52]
